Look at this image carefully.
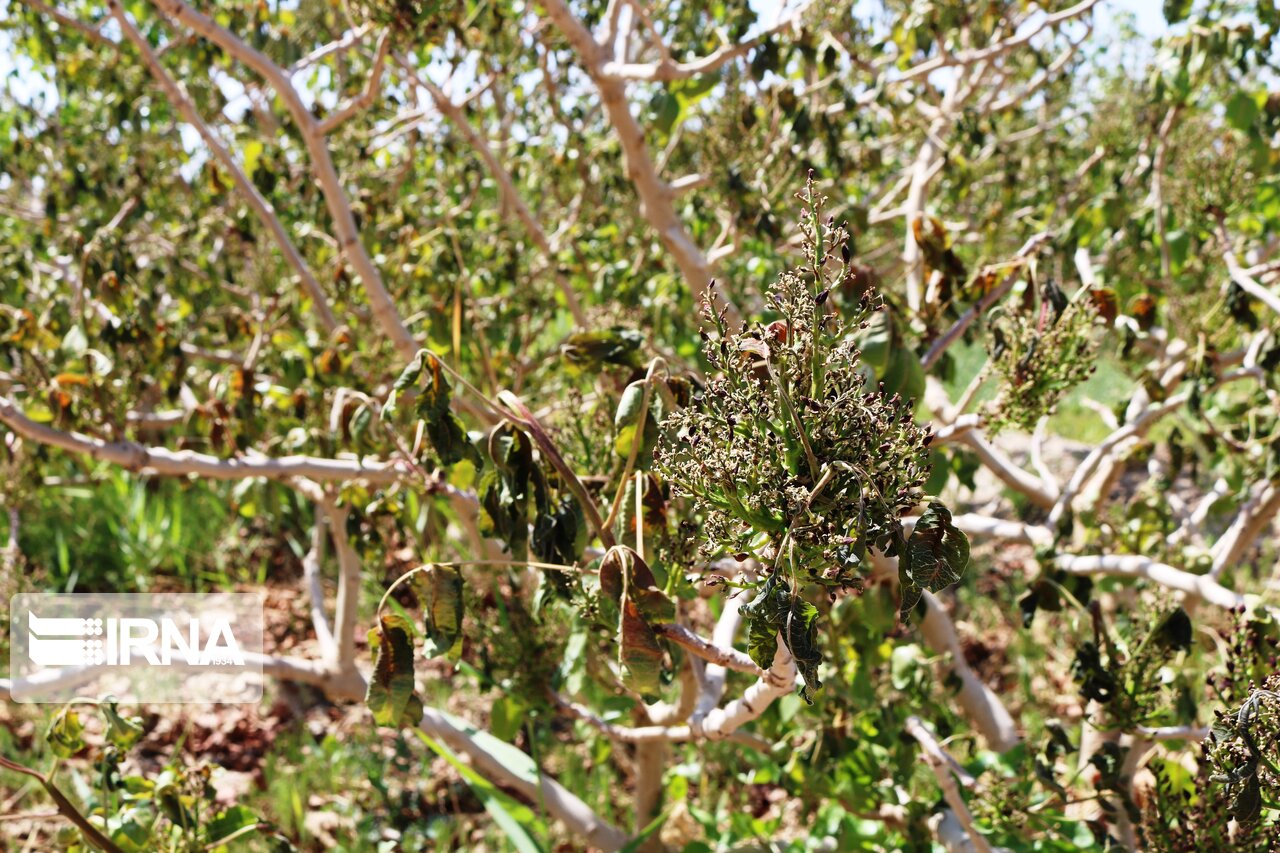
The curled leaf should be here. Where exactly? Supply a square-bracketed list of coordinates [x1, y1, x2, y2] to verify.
[366, 613, 422, 727]
[742, 575, 824, 702]
[899, 502, 970, 619]
[416, 566, 464, 663]
[102, 700, 144, 749]
[47, 707, 85, 758]
[479, 423, 545, 560]
[598, 548, 676, 698]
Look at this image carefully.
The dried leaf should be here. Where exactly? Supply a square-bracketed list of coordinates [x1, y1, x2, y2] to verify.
[47, 708, 85, 758]
[366, 613, 421, 727]
[1088, 287, 1118, 324]
[417, 566, 464, 662]
[899, 502, 970, 619]
[598, 548, 675, 697]
[561, 327, 645, 368]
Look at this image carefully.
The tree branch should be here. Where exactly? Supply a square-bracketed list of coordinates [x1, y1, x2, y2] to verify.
[1054, 553, 1246, 609]
[399, 58, 588, 326]
[149, 0, 419, 362]
[317, 30, 392, 135]
[420, 707, 630, 851]
[905, 716, 993, 853]
[0, 396, 420, 486]
[107, 0, 340, 333]
[538, 0, 743, 328]
[599, 2, 812, 81]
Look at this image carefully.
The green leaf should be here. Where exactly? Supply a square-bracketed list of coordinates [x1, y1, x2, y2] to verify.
[613, 380, 660, 465]
[1165, 230, 1190, 273]
[742, 575, 823, 702]
[899, 502, 970, 619]
[416, 565, 464, 662]
[1226, 90, 1260, 131]
[416, 731, 548, 853]
[46, 707, 85, 758]
[365, 613, 422, 727]
[858, 309, 892, 374]
[598, 548, 675, 697]
[1162, 0, 1192, 23]
[107, 808, 154, 852]
[101, 700, 144, 749]
[490, 695, 527, 743]
[561, 327, 645, 369]
[746, 607, 779, 671]
[241, 139, 264, 179]
[383, 350, 426, 419]
[652, 91, 680, 135]
[205, 805, 261, 846]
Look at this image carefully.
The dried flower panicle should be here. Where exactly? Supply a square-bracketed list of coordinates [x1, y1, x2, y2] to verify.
[984, 279, 1104, 434]
[656, 181, 933, 588]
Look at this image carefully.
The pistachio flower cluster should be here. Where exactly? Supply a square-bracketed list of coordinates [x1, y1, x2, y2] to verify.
[984, 282, 1104, 434]
[656, 189, 933, 588]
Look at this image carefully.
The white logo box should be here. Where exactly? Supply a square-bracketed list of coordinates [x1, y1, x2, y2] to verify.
[9, 593, 264, 703]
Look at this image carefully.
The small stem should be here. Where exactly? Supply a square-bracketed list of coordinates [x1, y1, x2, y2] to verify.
[375, 558, 590, 620]
[0, 755, 125, 853]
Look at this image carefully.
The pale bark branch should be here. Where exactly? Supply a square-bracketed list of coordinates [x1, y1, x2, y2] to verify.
[317, 30, 392, 135]
[599, 2, 812, 81]
[420, 707, 630, 851]
[320, 501, 362, 670]
[1210, 481, 1280, 580]
[1054, 553, 1246, 609]
[149, 0, 419, 362]
[539, 0, 743, 328]
[1216, 216, 1280, 316]
[693, 592, 747, 721]
[1136, 724, 1209, 741]
[887, 0, 1099, 87]
[652, 621, 766, 678]
[953, 431, 1057, 510]
[905, 716, 993, 853]
[555, 639, 795, 743]
[302, 507, 338, 660]
[107, 0, 340, 333]
[919, 592, 1021, 752]
[870, 551, 1020, 751]
[289, 24, 374, 74]
[0, 395, 418, 485]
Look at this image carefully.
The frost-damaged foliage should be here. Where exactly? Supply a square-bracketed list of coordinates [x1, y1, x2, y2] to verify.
[658, 182, 970, 699]
[7, 0, 1280, 848]
[984, 279, 1109, 434]
[416, 565, 464, 662]
[741, 574, 822, 701]
[0, 700, 291, 852]
[366, 612, 424, 728]
[384, 349, 481, 469]
[597, 547, 677, 697]
[897, 501, 970, 618]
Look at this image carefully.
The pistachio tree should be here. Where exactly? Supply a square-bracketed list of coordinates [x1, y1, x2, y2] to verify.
[2, 0, 1280, 849]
